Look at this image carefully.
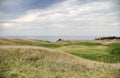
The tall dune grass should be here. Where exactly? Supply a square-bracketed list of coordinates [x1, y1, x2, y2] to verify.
[0, 47, 120, 78]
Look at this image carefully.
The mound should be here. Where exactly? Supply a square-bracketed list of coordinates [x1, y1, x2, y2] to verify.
[0, 38, 50, 45]
[0, 46, 119, 78]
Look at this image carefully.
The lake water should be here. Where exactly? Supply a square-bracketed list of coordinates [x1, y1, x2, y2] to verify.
[0, 36, 96, 42]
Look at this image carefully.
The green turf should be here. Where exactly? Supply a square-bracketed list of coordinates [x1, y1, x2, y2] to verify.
[23, 41, 120, 63]
[0, 38, 120, 63]
[63, 42, 103, 46]
[55, 42, 120, 63]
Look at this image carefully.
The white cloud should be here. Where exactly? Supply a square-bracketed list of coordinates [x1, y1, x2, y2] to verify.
[1, 0, 119, 36]
[0, 23, 14, 27]
[12, 0, 113, 22]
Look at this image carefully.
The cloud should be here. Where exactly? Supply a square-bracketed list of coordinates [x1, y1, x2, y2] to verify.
[0, 0, 64, 19]
[12, 0, 113, 22]
[0, 23, 15, 27]
[0, 0, 120, 36]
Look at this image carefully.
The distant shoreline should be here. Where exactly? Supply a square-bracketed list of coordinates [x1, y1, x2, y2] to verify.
[0, 36, 95, 42]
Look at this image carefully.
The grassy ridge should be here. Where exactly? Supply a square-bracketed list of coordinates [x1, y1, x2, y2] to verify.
[0, 38, 120, 63]
[0, 47, 119, 78]
[0, 38, 50, 45]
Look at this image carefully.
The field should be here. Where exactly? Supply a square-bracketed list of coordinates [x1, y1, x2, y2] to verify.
[0, 38, 120, 78]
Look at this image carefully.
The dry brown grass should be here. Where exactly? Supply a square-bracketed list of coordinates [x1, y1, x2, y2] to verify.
[0, 38, 119, 46]
[0, 46, 120, 78]
[0, 38, 50, 45]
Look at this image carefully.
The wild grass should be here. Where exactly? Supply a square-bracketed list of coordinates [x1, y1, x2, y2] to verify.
[0, 47, 120, 78]
[0, 38, 120, 63]
[0, 38, 50, 45]
[31, 43, 62, 48]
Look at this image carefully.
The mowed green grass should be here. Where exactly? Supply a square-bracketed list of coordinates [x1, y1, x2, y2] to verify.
[55, 42, 120, 63]
[29, 42, 120, 63]
[0, 47, 119, 78]
[31, 40, 120, 63]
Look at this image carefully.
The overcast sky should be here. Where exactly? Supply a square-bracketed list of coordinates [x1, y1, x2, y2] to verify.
[0, 0, 120, 36]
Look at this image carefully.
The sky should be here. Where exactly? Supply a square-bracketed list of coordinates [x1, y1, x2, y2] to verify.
[0, 0, 120, 37]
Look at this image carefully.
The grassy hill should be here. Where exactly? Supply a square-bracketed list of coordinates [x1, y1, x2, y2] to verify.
[0, 46, 120, 78]
[0, 38, 120, 78]
[0, 38, 120, 63]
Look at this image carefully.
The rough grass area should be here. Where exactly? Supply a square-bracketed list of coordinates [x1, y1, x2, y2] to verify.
[0, 38, 120, 63]
[0, 47, 120, 78]
[0, 38, 50, 45]
[31, 43, 62, 48]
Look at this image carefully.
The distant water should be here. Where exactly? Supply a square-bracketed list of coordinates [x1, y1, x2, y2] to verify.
[0, 36, 95, 42]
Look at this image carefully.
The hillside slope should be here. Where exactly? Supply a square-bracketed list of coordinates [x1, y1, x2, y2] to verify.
[0, 46, 120, 78]
[0, 38, 120, 63]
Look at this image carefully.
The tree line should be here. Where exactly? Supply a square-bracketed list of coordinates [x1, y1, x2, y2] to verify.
[95, 36, 120, 40]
